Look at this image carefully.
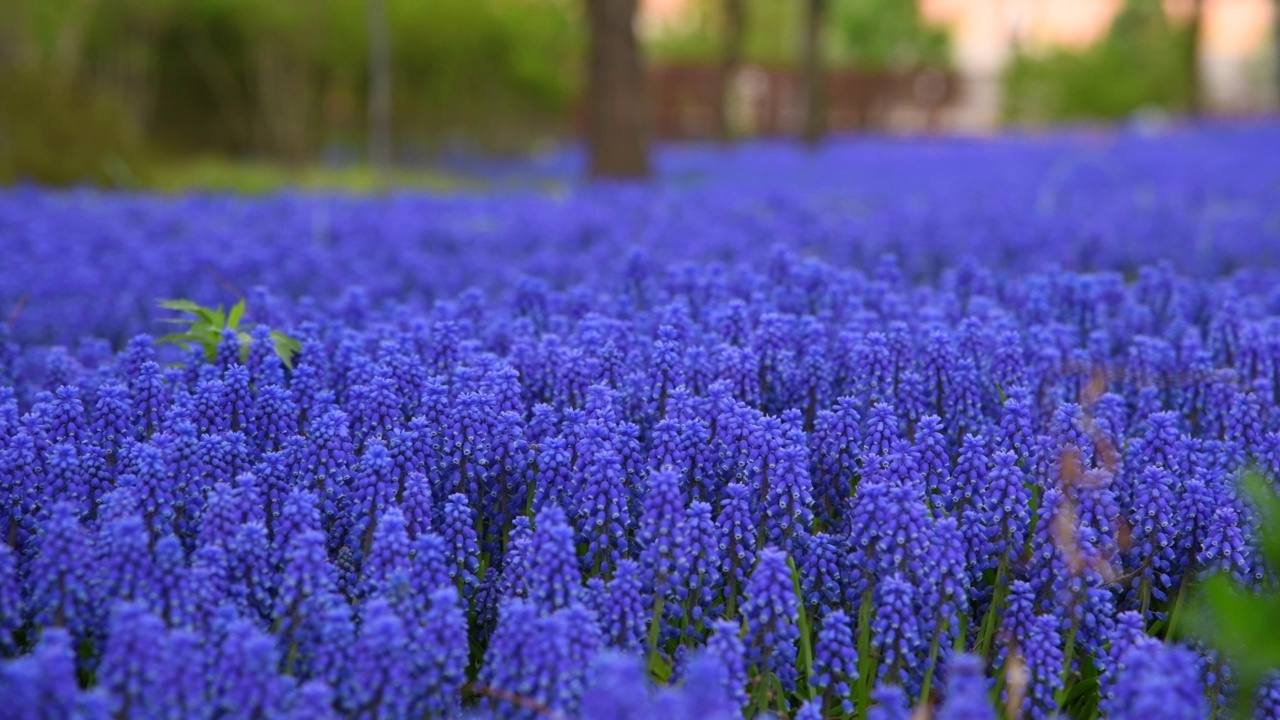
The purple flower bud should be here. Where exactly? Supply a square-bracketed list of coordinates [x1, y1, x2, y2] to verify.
[813, 608, 858, 714]
[743, 546, 800, 692]
[937, 653, 994, 720]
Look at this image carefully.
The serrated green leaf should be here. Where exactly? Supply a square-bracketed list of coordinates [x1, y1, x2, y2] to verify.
[228, 300, 245, 330]
[156, 297, 301, 373]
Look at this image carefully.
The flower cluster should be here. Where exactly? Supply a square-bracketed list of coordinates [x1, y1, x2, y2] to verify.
[2, 126, 1280, 718]
[3, 125, 1280, 346]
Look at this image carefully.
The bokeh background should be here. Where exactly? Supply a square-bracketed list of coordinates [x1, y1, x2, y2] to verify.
[0, 0, 1276, 188]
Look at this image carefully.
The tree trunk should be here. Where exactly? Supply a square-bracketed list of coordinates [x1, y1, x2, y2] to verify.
[799, 0, 828, 145]
[50, 0, 102, 83]
[253, 42, 316, 165]
[1187, 0, 1204, 115]
[585, 0, 651, 179]
[184, 27, 255, 152]
[366, 0, 393, 173]
[713, 0, 747, 142]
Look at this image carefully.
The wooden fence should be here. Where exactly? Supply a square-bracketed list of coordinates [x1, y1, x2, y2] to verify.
[646, 63, 962, 140]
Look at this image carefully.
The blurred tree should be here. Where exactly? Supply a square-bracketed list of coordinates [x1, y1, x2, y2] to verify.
[1003, 0, 1192, 123]
[585, 0, 651, 178]
[799, 0, 828, 144]
[247, 0, 329, 164]
[833, 0, 949, 70]
[712, 0, 747, 141]
[0, 68, 141, 185]
[645, 0, 796, 66]
[367, 0, 392, 171]
[85, 0, 175, 137]
[37, 0, 101, 81]
[1, 0, 584, 183]
[159, 2, 255, 153]
[0, 0, 148, 184]
[1185, 0, 1204, 114]
[394, 0, 580, 154]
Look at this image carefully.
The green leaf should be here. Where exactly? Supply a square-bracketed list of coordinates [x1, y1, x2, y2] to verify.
[788, 555, 815, 697]
[1062, 675, 1099, 708]
[186, 325, 222, 347]
[155, 297, 302, 372]
[155, 332, 197, 346]
[1242, 472, 1280, 569]
[194, 306, 225, 329]
[227, 300, 246, 330]
[158, 299, 203, 314]
[646, 651, 672, 683]
[1063, 654, 1101, 717]
[271, 330, 301, 369]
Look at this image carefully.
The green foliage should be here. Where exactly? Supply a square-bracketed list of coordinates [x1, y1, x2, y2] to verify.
[156, 298, 300, 369]
[1003, 0, 1193, 122]
[1182, 472, 1280, 718]
[644, 0, 800, 65]
[1, 0, 582, 182]
[645, 0, 950, 70]
[833, 0, 950, 70]
[0, 69, 145, 186]
[147, 157, 469, 194]
[390, 0, 581, 152]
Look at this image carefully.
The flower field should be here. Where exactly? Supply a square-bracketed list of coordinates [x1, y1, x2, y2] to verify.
[2, 124, 1280, 718]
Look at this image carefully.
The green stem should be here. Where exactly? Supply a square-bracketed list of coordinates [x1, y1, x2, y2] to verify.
[284, 639, 299, 677]
[1139, 575, 1152, 619]
[678, 593, 694, 644]
[524, 468, 537, 516]
[1165, 574, 1190, 641]
[977, 556, 1010, 661]
[647, 593, 666, 660]
[774, 675, 788, 717]
[918, 612, 948, 705]
[1055, 615, 1079, 707]
[750, 672, 771, 717]
[788, 557, 815, 697]
[856, 588, 875, 718]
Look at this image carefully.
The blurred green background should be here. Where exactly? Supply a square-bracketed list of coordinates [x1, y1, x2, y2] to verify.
[1003, 0, 1197, 123]
[0, 0, 1270, 189]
